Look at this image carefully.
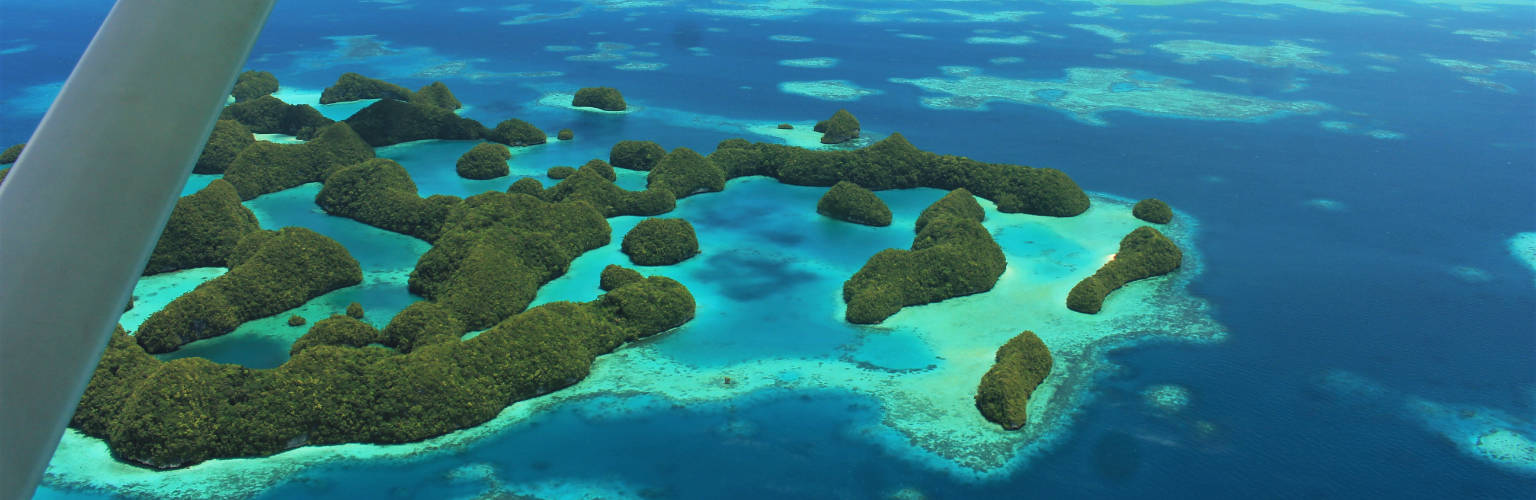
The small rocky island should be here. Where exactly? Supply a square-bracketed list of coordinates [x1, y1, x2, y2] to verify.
[571, 86, 627, 111]
[975, 331, 1054, 430]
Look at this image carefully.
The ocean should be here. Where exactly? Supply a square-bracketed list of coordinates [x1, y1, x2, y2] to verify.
[5, 0, 1533, 498]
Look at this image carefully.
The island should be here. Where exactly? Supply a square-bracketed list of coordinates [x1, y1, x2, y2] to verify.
[134, 227, 363, 353]
[141, 179, 260, 275]
[975, 331, 1053, 430]
[218, 95, 334, 138]
[0, 143, 21, 164]
[229, 70, 278, 103]
[288, 316, 379, 356]
[342, 99, 489, 147]
[814, 109, 860, 144]
[621, 218, 700, 266]
[411, 81, 462, 110]
[816, 181, 892, 226]
[485, 118, 547, 146]
[455, 142, 511, 180]
[842, 188, 1005, 324]
[1066, 226, 1183, 314]
[609, 140, 666, 170]
[571, 86, 627, 111]
[558, 128, 574, 141]
[547, 166, 576, 179]
[647, 147, 725, 198]
[1132, 198, 1173, 224]
[193, 120, 255, 174]
[223, 122, 375, 200]
[315, 158, 461, 242]
[319, 72, 414, 104]
[346, 302, 365, 319]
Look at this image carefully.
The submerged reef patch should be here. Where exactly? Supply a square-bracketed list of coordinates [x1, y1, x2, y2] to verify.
[891, 66, 1328, 125]
[1153, 39, 1346, 74]
[778, 80, 883, 102]
[1510, 233, 1536, 286]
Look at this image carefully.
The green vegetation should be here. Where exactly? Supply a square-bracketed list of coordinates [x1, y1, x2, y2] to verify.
[219, 95, 334, 137]
[194, 120, 255, 174]
[557, 129, 574, 141]
[411, 82, 461, 110]
[485, 119, 546, 147]
[599, 264, 643, 291]
[817, 181, 891, 227]
[134, 227, 363, 353]
[547, 166, 576, 180]
[289, 316, 380, 356]
[379, 301, 462, 354]
[1132, 198, 1173, 224]
[540, 162, 676, 217]
[409, 192, 610, 330]
[813, 109, 860, 144]
[0, 143, 23, 164]
[916, 188, 985, 232]
[343, 99, 489, 147]
[571, 86, 627, 111]
[346, 302, 365, 319]
[455, 142, 511, 180]
[319, 73, 413, 104]
[142, 180, 261, 275]
[230, 70, 278, 102]
[609, 140, 665, 171]
[842, 189, 1005, 324]
[621, 218, 700, 266]
[316, 158, 461, 242]
[974, 331, 1053, 430]
[73, 274, 694, 468]
[223, 122, 375, 200]
[508, 177, 544, 198]
[777, 123, 794, 130]
[706, 133, 1089, 217]
[1066, 226, 1182, 314]
[287, 315, 307, 327]
[647, 147, 724, 198]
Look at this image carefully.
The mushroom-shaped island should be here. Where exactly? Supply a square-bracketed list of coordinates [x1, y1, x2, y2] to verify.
[230, 70, 278, 103]
[817, 181, 892, 227]
[610, 140, 666, 171]
[622, 218, 700, 266]
[1132, 198, 1173, 224]
[975, 331, 1054, 430]
[572, 86, 627, 111]
[455, 142, 511, 180]
[814, 109, 860, 144]
[486, 118, 547, 146]
[557, 128, 574, 141]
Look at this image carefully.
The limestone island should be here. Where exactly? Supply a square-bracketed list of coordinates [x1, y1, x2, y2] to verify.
[814, 109, 861, 144]
[1132, 198, 1173, 224]
[817, 181, 892, 227]
[571, 86, 627, 111]
[229, 70, 278, 103]
[0, 143, 22, 164]
[621, 217, 701, 266]
[610, 140, 666, 170]
[1066, 226, 1183, 314]
[975, 331, 1054, 430]
[455, 142, 511, 180]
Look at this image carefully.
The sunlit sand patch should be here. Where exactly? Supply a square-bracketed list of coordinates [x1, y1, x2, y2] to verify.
[1453, 28, 1516, 42]
[1366, 129, 1405, 140]
[1154, 39, 1346, 74]
[614, 61, 667, 71]
[778, 80, 883, 101]
[1070, 24, 1130, 43]
[1510, 233, 1536, 286]
[897, 33, 935, 40]
[1318, 120, 1354, 132]
[500, 6, 583, 25]
[890, 66, 1329, 125]
[1460, 76, 1515, 93]
[1303, 198, 1346, 211]
[1447, 265, 1492, 283]
[254, 133, 304, 144]
[1068, 0, 1401, 16]
[779, 57, 839, 68]
[0, 43, 36, 55]
[965, 35, 1034, 45]
[1142, 385, 1193, 414]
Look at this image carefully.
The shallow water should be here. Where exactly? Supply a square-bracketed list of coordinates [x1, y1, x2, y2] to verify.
[7, 0, 1535, 498]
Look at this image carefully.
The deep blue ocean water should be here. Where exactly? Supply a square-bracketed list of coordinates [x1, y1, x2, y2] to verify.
[6, 0, 1535, 498]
